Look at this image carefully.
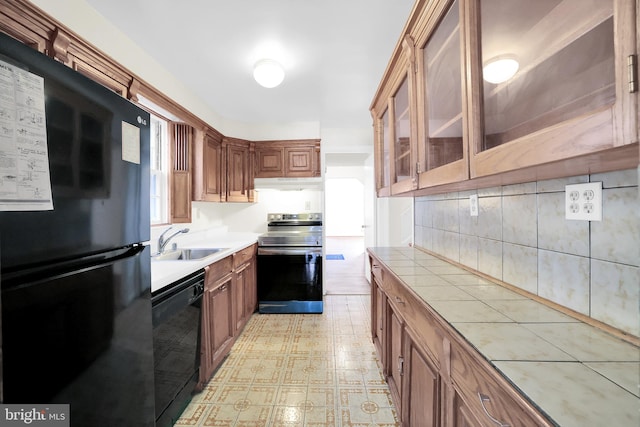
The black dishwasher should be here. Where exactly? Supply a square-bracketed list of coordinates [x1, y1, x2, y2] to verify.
[151, 269, 205, 427]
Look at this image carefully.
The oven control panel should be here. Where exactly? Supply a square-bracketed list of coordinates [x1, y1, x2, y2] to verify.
[267, 212, 322, 222]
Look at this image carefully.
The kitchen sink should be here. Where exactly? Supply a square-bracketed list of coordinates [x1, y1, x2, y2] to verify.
[153, 248, 227, 261]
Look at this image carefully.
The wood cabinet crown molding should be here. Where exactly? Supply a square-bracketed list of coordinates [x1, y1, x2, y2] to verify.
[1, 0, 211, 132]
[50, 27, 70, 63]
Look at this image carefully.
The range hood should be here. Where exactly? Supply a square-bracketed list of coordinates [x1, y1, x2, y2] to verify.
[253, 177, 324, 191]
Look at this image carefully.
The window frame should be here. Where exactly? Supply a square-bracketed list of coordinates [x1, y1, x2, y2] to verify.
[149, 113, 169, 225]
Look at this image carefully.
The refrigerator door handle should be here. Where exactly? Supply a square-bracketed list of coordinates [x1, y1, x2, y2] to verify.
[2, 245, 147, 289]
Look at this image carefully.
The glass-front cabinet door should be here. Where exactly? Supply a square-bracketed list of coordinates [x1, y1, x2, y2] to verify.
[416, 0, 469, 188]
[469, 0, 638, 178]
[393, 76, 413, 187]
[377, 107, 391, 194]
[372, 39, 418, 196]
[371, 0, 637, 196]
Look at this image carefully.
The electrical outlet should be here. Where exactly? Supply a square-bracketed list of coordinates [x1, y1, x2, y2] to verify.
[565, 182, 602, 221]
[469, 195, 479, 217]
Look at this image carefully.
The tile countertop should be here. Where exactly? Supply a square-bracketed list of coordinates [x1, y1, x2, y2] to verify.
[150, 230, 260, 293]
[368, 247, 640, 427]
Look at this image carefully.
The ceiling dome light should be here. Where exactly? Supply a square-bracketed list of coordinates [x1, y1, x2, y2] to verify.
[253, 59, 285, 88]
[483, 57, 519, 84]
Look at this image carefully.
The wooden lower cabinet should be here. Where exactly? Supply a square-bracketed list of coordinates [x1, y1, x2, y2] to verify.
[372, 278, 386, 364]
[242, 260, 257, 321]
[200, 264, 234, 387]
[387, 304, 404, 415]
[233, 266, 246, 332]
[199, 246, 258, 388]
[403, 326, 440, 427]
[450, 339, 546, 427]
[369, 254, 551, 427]
[385, 297, 441, 427]
[451, 389, 484, 427]
[233, 244, 257, 333]
[233, 257, 256, 332]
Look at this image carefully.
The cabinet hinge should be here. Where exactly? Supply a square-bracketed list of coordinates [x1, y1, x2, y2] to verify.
[416, 162, 421, 174]
[398, 356, 404, 376]
[628, 54, 638, 93]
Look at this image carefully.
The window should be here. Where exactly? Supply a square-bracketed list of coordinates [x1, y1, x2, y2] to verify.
[149, 114, 169, 225]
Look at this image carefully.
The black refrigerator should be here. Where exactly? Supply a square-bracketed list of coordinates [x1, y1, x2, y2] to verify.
[0, 32, 155, 426]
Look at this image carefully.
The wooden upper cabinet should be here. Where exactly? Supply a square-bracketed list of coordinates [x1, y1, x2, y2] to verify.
[393, 76, 414, 191]
[193, 128, 223, 202]
[372, 0, 638, 195]
[0, 1, 49, 53]
[285, 145, 315, 177]
[373, 109, 392, 196]
[416, 0, 469, 188]
[254, 139, 321, 178]
[193, 133, 254, 203]
[468, 0, 639, 178]
[255, 146, 284, 177]
[372, 36, 419, 196]
[224, 137, 254, 202]
[170, 123, 192, 223]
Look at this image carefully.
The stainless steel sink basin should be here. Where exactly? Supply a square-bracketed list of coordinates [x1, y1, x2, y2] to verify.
[153, 248, 227, 261]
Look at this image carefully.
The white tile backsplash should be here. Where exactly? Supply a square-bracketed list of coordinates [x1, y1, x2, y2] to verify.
[503, 243, 538, 294]
[502, 194, 537, 246]
[414, 168, 640, 337]
[590, 260, 640, 335]
[477, 238, 503, 279]
[538, 250, 591, 315]
[537, 192, 590, 257]
[591, 186, 640, 266]
[476, 196, 502, 240]
[459, 234, 479, 270]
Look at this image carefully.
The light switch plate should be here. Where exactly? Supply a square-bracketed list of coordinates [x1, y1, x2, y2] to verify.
[565, 182, 602, 221]
[469, 195, 479, 217]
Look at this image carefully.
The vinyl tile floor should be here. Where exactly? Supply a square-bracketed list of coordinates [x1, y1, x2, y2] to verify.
[176, 295, 400, 426]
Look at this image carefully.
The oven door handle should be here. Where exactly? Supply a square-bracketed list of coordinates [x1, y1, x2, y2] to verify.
[258, 247, 322, 257]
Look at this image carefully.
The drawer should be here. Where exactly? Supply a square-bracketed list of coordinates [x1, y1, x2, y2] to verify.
[233, 244, 256, 268]
[205, 255, 233, 288]
[385, 275, 444, 368]
[370, 258, 384, 283]
[451, 340, 550, 427]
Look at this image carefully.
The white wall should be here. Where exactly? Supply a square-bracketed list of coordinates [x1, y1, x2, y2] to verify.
[321, 127, 373, 158]
[376, 197, 414, 246]
[325, 177, 364, 236]
[187, 189, 324, 234]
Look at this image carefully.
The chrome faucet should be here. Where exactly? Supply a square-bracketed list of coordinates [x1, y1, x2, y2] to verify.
[157, 226, 190, 254]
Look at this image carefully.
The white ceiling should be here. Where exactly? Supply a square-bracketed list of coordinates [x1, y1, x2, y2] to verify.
[84, 0, 415, 129]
